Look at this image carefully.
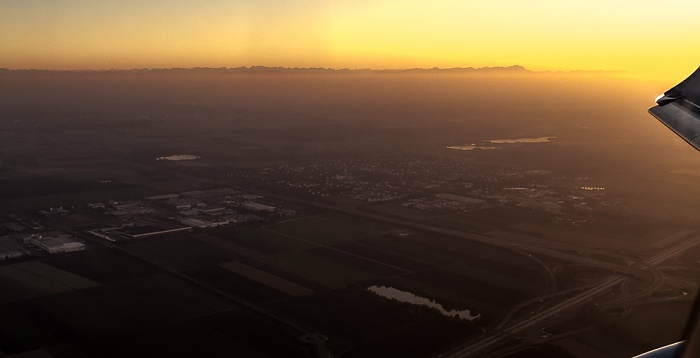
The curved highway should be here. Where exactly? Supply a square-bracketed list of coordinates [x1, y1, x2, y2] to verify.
[439, 236, 700, 357]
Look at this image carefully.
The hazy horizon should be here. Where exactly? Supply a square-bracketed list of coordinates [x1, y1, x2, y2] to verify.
[1, 3, 699, 356]
[2, 1, 699, 80]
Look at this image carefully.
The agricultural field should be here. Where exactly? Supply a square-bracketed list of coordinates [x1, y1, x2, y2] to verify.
[263, 214, 386, 246]
[39, 248, 163, 283]
[219, 226, 315, 255]
[194, 310, 312, 358]
[22, 211, 547, 356]
[124, 235, 243, 271]
[179, 212, 550, 353]
[0, 261, 99, 303]
[0, 274, 235, 355]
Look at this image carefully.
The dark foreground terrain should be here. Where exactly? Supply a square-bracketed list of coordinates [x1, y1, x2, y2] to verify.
[0, 69, 698, 357]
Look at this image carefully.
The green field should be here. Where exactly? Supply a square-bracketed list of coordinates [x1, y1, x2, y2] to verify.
[446, 263, 548, 297]
[72, 321, 269, 358]
[226, 226, 314, 254]
[265, 214, 381, 246]
[29, 276, 218, 337]
[617, 300, 693, 348]
[255, 251, 377, 287]
[0, 305, 65, 352]
[0, 261, 99, 295]
[0, 210, 553, 356]
[364, 202, 443, 222]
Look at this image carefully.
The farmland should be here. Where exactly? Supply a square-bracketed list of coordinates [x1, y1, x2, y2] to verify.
[1, 70, 699, 357]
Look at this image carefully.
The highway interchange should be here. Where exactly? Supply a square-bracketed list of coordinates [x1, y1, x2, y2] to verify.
[261, 196, 699, 357]
[37, 129, 700, 358]
[439, 235, 700, 357]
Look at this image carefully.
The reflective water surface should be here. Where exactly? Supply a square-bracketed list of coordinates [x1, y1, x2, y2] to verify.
[368, 285, 480, 322]
[156, 154, 200, 161]
[485, 136, 557, 144]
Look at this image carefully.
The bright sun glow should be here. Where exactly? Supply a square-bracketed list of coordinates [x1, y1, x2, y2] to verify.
[1, 0, 698, 79]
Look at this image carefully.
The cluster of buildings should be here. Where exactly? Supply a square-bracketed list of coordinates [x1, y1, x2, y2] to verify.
[0, 230, 85, 261]
[27, 234, 86, 254]
[84, 188, 295, 242]
[245, 157, 616, 222]
[466, 183, 613, 216]
[253, 157, 481, 202]
[2, 214, 87, 260]
[0, 166, 616, 263]
[0, 236, 27, 260]
[0, 186, 299, 262]
[87, 218, 194, 241]
[250, 158, 566, 205]
[403, 194, 488, 213]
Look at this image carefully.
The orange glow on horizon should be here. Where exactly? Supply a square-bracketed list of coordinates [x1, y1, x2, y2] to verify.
[1, 0, 698, 80]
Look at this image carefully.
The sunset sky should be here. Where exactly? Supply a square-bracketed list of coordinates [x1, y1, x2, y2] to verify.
[1, 0, 698, 79]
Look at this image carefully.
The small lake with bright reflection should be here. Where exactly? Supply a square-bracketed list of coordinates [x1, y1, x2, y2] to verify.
[448, 136, 556, 151]
[156, 154, 200, 161]
[368, 285, 480, 322]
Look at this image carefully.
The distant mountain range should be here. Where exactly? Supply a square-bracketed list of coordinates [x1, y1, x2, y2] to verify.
[0, 65, 531, 74]
[0, 65, 625, 75]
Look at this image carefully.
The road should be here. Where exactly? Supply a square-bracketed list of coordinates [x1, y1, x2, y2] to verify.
[439, 236, 700, 357]
[30, 127, 699, 358]
[518, 246, 647, 277]
[30, 125, 648, 275]
[264, 194, 647, 273]
[443, 275, 625, 357]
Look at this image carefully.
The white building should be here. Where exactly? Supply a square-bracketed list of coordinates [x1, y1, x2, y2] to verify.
[435, 193, 486, 204]
[241, 201, 276, 213]
[31, 235, 85, 254]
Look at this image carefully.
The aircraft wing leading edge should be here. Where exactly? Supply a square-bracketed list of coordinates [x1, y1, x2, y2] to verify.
[642, 66, 700, 358]
[649, 67, 700, 151]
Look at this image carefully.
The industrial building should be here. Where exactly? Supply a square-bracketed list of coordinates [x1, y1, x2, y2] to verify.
[197, 206, 227, 216]
[241, 201, 276, 213]
[0, 236, 29, 260]
[31, 235, 86, 254]
[238, 194, 263, 200]
[163, 198, 204, 211]
[435, 193, 487, 204]
[145, 193, 180, 201]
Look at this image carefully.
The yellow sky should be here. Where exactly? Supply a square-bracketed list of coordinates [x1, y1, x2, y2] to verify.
[1, 0, 698, 79]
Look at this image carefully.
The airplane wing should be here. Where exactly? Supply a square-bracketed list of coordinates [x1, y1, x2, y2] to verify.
[642, 66, 700, 358]
[649, 67, 700, 151]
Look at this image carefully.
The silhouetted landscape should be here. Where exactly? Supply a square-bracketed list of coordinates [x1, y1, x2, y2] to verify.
[0, 68, 698, 357]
